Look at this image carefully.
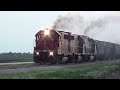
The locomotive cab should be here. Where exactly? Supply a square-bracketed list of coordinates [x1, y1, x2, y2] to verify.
[33, 28, 61, 64]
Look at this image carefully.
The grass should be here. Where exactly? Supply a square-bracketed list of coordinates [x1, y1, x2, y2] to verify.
[0, 63, 35, 70]
[0, 59, 33, 63]
[0, 60, 120, 79]
[13, 59, 33, 62]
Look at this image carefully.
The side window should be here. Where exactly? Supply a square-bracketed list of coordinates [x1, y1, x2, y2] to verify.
[71, 36, 74, 40]
[64, 34, 74, 40]
[36, 35, 40, 41]
[36, 36, 39, 41]
[64, 34, 68, 39]
[40, 34, 44, 39]
[38, 35, 40, 40]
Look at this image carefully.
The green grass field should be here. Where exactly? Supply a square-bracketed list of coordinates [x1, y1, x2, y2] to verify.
[13, 59, 33, 62]
[0, 60, 120, 79]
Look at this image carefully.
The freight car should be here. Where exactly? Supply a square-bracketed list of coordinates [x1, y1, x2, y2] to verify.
[33, 28, 120, 64]
[96, 41, 120, 60]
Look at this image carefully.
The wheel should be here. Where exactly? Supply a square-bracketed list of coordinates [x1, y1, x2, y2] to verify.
[87, 55, 90, 62]
[59, 56, 63, 64]
[82, 55, 85, 62]
[39, 62, 42, 65]
[74, 54, 78, 63]
[67, 55, 73, 63]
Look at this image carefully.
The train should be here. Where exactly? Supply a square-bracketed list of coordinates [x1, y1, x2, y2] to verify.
[33, 28, 120, 64]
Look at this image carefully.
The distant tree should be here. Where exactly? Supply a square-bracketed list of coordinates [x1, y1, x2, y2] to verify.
[0, 52, 33, 59]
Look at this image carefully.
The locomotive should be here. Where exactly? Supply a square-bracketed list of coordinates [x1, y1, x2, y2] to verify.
[33, 28, 120, 64]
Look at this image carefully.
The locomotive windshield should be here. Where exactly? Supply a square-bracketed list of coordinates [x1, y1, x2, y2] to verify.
[36, 31, 44, 41]
[36, 29, 55, 42]
[35, 29, 61, 50]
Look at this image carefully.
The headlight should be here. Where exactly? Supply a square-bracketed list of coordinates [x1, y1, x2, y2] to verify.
[36, 52, 39, 55]
[44, 29, 50, 36]
[50, 51, 53, 56]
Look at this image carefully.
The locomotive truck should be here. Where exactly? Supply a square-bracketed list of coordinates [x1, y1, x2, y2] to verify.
[33, 28, 120, 64]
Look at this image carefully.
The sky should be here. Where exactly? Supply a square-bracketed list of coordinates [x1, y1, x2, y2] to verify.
[0, 11, 120, 53]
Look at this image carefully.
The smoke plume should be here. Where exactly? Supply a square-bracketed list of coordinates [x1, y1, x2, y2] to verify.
[52, 13, 107, 37]
[52, 12, 120, 44]
[84, 19, 107, 36]
[52, 13, 85, 35]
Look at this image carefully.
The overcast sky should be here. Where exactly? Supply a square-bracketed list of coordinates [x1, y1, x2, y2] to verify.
[0, 11, 120, 53]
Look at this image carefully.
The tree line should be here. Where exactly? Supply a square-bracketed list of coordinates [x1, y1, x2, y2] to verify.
[0, 52, 33, 59]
